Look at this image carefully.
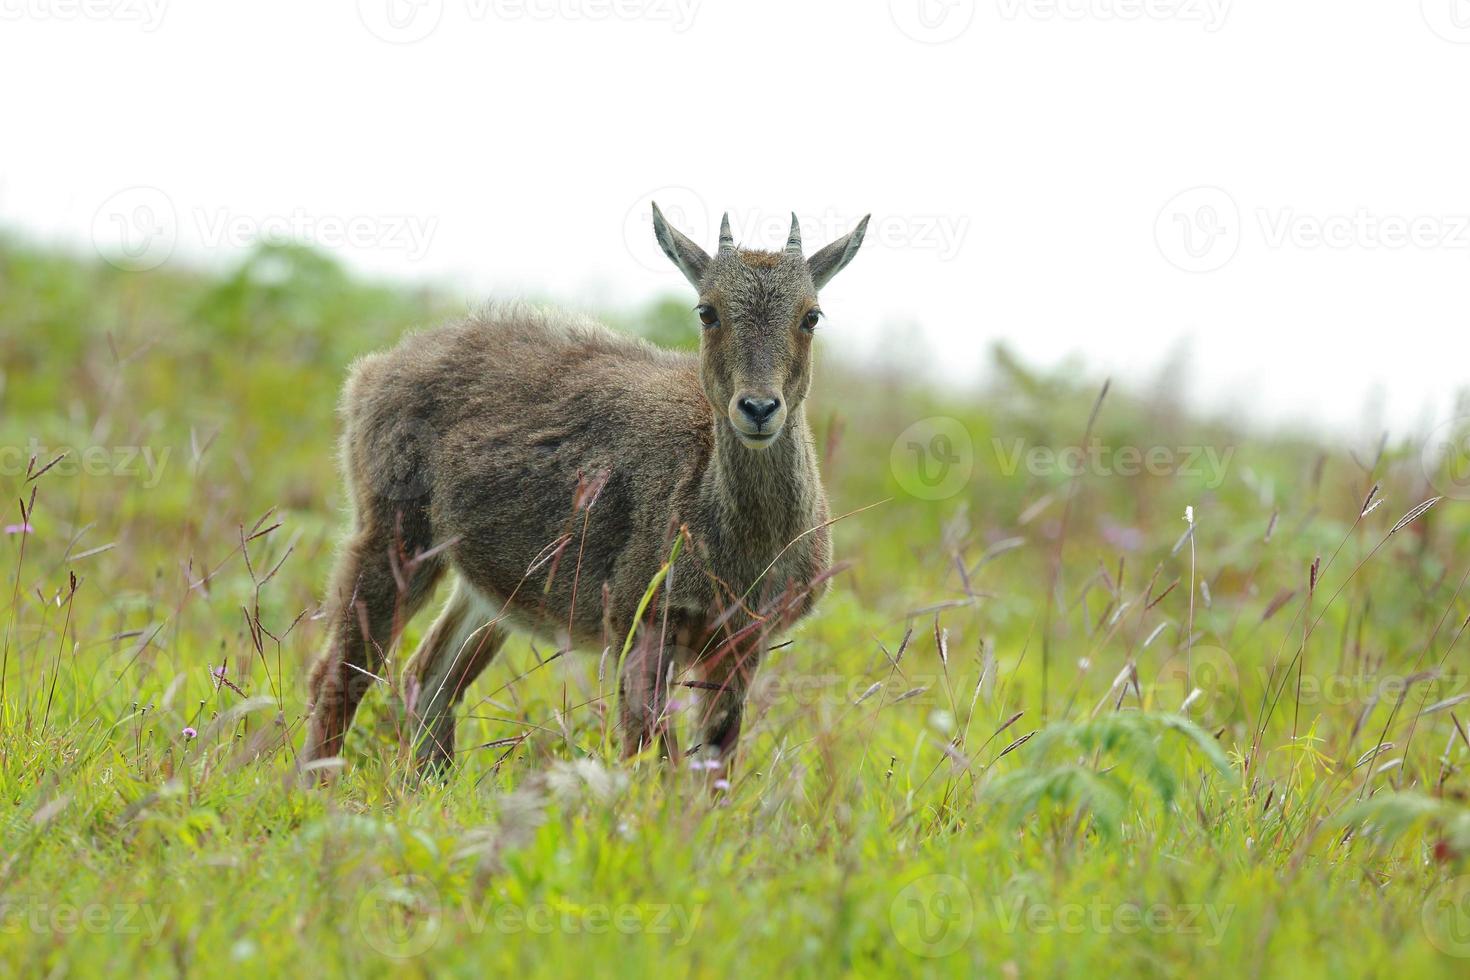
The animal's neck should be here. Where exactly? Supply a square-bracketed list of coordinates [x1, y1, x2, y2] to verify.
[703, 408, 821, 549]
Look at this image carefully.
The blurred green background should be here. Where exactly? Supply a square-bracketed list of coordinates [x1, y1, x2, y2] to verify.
[3, 234, 1470, 976]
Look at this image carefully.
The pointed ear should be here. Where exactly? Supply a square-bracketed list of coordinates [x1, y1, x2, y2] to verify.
[651, 202, 711, 288]
[807, 215, 870, 289]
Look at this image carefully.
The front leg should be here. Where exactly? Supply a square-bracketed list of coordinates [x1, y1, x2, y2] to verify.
[692, 636, 762, 771]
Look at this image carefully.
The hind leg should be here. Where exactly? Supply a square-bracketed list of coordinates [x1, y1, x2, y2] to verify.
[404, 579, 506, 773]
[302, 521, 443, 768]
[619, 624, 690, 762]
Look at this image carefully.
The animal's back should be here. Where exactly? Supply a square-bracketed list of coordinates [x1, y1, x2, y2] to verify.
[349, 303, 702, 425]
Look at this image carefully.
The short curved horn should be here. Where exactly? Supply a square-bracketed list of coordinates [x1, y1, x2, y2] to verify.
[718, 212, 735, 255]
[785, 212, 802, 255]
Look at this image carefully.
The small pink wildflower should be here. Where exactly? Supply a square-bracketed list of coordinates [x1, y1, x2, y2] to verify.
[182, 727, 198, 740]
[3, 523, 34, 536]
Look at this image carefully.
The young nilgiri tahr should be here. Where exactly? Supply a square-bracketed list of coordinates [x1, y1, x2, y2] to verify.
[302, 204, 869, 774]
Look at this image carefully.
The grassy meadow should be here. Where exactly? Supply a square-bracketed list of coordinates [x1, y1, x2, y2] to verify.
[3, 234, 1470, 977]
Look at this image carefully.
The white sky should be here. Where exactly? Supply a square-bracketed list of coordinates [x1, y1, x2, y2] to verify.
[3, 0, 1469, 441]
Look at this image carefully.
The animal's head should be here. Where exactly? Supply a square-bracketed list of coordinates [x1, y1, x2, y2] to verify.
[651, 203, 869, 449]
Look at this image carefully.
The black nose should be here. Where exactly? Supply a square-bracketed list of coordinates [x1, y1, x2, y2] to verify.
[737, 396, 781, 426]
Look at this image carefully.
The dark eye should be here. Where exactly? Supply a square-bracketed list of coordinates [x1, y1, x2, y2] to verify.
[801, 309, 822, 332]
[696, 304, 720, 328]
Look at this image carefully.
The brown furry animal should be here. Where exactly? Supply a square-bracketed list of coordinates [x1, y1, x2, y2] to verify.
[301, 204, 869, 774]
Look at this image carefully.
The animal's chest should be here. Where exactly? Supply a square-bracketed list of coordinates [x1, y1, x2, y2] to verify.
[672, 515, 829, 618]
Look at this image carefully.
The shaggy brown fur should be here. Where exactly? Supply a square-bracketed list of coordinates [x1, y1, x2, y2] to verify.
[301, 206, 870, 774]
